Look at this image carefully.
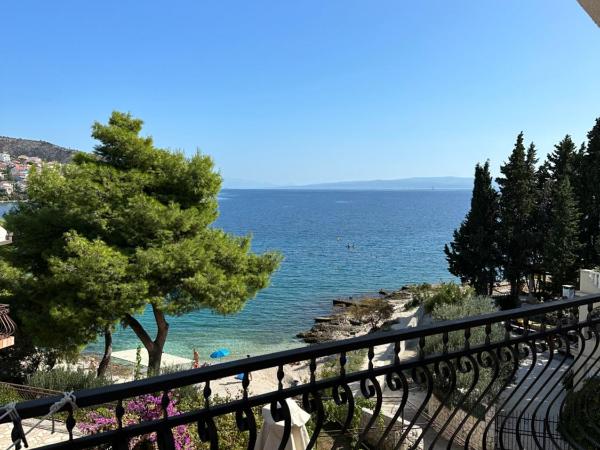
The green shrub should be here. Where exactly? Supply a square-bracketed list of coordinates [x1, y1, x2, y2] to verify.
[318, 349, 368, 380]
[560, 377, 600, 448]
[423, 296, 509, 414]
[404, 283, 432, 309]
[311, 349, 381, 445]
[427, 295, 497, 325]
[27, 368, 113, 392]
[160, 364, 201, 402]
[320, 396, 378, 446]
[404, 282, 474, 312]
[424, 296, 502, 363]
[0, 384, 22, 404]
[423, 282, 474, 314]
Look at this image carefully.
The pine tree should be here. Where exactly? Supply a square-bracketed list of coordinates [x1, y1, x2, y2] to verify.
[0, 112, 282, 375]
[544, 178, 581, 292]
[579, 118, 600, 266]
[444, 161, 499, 295]
[496, 133, 538, 302]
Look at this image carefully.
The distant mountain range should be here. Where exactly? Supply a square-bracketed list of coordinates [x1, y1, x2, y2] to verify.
[292, 177, 473, 190]
[0, 136, 77, 163]
[221, 178, 281, 189]
[224, 176, 473, 190]
[0, 136, 473, 191]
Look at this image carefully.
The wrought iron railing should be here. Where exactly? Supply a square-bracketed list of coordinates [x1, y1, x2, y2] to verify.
[0, 304, 16, 340]
[2, 294, 600, 450]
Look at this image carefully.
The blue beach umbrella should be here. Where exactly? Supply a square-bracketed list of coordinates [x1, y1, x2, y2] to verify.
[210, 348, 230, 359]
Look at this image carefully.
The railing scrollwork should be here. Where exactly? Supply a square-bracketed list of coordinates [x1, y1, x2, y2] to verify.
[2, 294, 600, 449]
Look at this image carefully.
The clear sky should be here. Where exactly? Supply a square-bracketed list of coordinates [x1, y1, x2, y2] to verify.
[1, 1, 599, 185]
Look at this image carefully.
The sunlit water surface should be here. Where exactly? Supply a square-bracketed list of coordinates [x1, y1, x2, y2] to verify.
[0, 190, 471, 362]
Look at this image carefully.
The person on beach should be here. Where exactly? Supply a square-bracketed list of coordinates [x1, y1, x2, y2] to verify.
[192, 348, 199, 369]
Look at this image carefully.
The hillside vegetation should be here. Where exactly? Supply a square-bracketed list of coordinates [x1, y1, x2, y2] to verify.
[0, 136, 77, 163]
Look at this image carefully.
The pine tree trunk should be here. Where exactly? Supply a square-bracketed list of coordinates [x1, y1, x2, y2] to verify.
[149, 306, 169, 376]
[147, 346, 163, 376]
[124, 305, 169, 377]
[97, 327, 112, 378]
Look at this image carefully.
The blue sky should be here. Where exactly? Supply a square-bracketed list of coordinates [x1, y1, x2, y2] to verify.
[1, 1, 599, 185]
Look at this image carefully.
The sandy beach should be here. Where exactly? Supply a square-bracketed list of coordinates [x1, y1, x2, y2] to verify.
[77, 296, 417, 399]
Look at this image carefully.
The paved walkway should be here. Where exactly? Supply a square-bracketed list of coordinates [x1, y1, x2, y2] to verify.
[0, 419, 75, 449]
[350, 304, 460, 449]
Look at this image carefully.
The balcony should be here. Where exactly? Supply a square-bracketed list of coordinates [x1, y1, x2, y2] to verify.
[1, 294, 599, 450]
[0, 304, 15, 350]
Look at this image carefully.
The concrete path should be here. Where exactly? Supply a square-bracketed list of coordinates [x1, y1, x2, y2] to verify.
[0, 419, 78, 449]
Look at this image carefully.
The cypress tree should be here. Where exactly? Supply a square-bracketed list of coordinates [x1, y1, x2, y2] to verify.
[444, 161, 499, 295]
[579, 118, 600, 266]
[496, 133, 538, 301]
[547, 135, 578, 180]
[544, 178, 581, 293]
[537, 135, 582, 294]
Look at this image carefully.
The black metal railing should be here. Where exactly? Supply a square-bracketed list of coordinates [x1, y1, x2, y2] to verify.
[0, 304, 16, 341]
[2, 294, 600, 450]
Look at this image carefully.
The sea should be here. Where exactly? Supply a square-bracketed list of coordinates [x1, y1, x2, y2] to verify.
[0, 190, 471, 362]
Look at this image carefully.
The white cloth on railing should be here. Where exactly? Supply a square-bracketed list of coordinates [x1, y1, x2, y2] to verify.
[0, 402, 17, 423]
[255, 399, 310, 450]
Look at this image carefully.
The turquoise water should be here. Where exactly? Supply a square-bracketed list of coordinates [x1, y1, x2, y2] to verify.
[0, 190, 471, 362]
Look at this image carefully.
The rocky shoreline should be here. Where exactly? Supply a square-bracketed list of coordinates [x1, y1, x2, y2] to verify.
[296, 287, 414, 344]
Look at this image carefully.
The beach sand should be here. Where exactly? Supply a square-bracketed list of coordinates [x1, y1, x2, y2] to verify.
[76, 298, 416, 400]
[112, 349, 193, 367]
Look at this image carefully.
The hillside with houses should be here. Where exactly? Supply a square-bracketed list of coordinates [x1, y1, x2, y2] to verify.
[0, 136, 75, 164]
[0, 137, 76, 200]
[0, 152, 60, 200]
